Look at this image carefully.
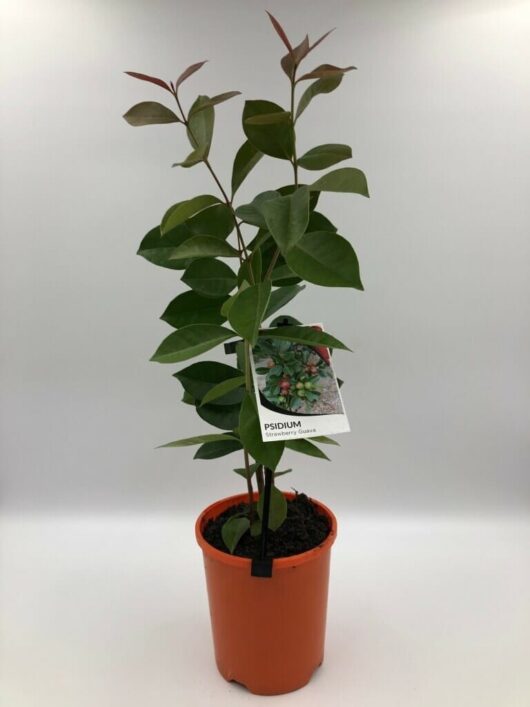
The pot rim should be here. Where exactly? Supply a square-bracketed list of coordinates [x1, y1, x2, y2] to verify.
[195, 491, 337, 568]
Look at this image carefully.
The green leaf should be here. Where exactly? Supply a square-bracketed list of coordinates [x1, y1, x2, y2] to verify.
[298, 144, 352, 171]
[181, 258, 237, 298]
[285, 438, 330, 460]
[137, 224, 192, 270]
[161, 195, 220, 235]
[169, 236, 239, 261]
[161, 291, 227, 328]
[222, 516, 250, 554]
[174, 361, 244, 405]
[233, 462, 260, 479]
[244, 111, 291, 125]
[172, 146, 207, 168]
[228, 281, 272, 346]
[261, 186, 310, 253]
[231, 140, 263, 196]
[200, 376, 246, 406]
[310, 435, 340, 445]
[187, 95, 214, 157]
[297, 64, 356, 82]
[257, 485, 287, 531]
[307, 211, 337, 233]
[123, 101, 180, 126]
[259, 325, 350, 351]
[194, 437, 243, 459]
[239, 394, 284, 470]
[159, 433, 237, 448]
[264, 285, 305, 320]
[274, 468, 293, 477]
[242, 100, 294, 160]
[191, 91, 241, 113]
[196, 401, 240, 430]
[309, 167, 369, 197]
[235, 191, 279, 228]
[285, 231, 363, 289]
[296, 75, 343, 120]
[238, 248, 262, 286]
[270, 263, 302, 286]
[150, 324, 235, 363]
[188, 203, 234, 239]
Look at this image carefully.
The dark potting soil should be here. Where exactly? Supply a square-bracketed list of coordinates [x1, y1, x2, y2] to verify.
[202, 492, 331, 559]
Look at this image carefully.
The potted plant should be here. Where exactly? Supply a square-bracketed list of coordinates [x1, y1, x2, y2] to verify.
[123, 12, 368, 696]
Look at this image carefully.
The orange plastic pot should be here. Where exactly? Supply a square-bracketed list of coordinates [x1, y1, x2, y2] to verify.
[195, 491, 338, 695]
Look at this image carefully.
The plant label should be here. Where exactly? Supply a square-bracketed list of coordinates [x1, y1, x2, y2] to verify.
[250, 324, 350, 442]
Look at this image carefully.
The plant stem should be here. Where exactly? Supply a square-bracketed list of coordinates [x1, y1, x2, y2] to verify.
[264, 71, 299, 281]
[171, 91, 253, 280]
[243, 450, 255, 520]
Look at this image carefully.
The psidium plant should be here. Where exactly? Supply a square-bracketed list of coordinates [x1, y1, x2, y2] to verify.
[124, 12, 369, 554]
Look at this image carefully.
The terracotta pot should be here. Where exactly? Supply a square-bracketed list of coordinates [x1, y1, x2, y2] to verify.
[195, 491, 338, 696]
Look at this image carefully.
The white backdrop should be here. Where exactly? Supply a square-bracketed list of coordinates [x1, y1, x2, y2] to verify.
[1, 0, 529, 515]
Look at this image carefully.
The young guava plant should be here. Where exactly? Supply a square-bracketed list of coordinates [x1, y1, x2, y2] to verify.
[124, 12, 368, 554]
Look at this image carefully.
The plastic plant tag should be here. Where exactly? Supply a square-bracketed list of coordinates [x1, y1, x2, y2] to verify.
[250, 323, 350, 442]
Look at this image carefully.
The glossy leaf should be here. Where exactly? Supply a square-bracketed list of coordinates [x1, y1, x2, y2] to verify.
[161, 195, 220, 235]
[244, 111, 291, 125]
[222, 516, 250, 553]
[233, 463, 259, 480]
[159, 433, 237, 448]
[285, 438, 330, 460]
[237, 249, 262, 287]
[196, 401, 240, 430]
[174, 361, 244, 405]
[176, 60, 207, 89]
[309, 167, 369, 197]
[172, 146, 206, 168]
[228, 281, 272, 346]
[274, 468, 293, 478]
[307, 210, 337, 233]
[311, 435, 340, 445]
[194, 437, 243, 459]
[188, 203, 234, 239]
[298, 144, 352, 171]
[187, 95, 214, 157]
[150, 324, 235, 363]
[191, 91, 241, 113]
[231, 140, 263, 197]
[235, 191, 279, 228]
[258, 325, 350, 351]
[285, 231, 363, 289]
[239, 394, 284, 470]
[264, 284, 305, 320]
[200, 376, 246, 406]
[182, 258, 237, 298]
[271, 263, 302, 286]
[138, 224, 193, 270]
[161, 291, 227, 328]
[297, 63, 356, 82]
[243, 100, 294, 160]
[296, 75, 342, 119]
[261, 186, 310, 253]
[125, 71, 172, 93]
[169, 235, 239, 261]
[257, 484, 287, 531]
[123, 102, 180, 127]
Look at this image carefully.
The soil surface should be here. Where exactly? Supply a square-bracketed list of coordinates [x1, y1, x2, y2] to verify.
[202, 492, 331, 559]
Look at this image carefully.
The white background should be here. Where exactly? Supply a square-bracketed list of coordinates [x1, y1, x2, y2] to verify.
[1, 1, 529, 705]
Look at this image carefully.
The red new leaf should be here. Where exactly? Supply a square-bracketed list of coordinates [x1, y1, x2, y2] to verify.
[125, 71, 172, 93]
[266, 11, 293, 53]
[176, 60, 208, 89]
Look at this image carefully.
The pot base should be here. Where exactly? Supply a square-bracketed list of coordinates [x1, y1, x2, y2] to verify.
[218, 657, 324, 696]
